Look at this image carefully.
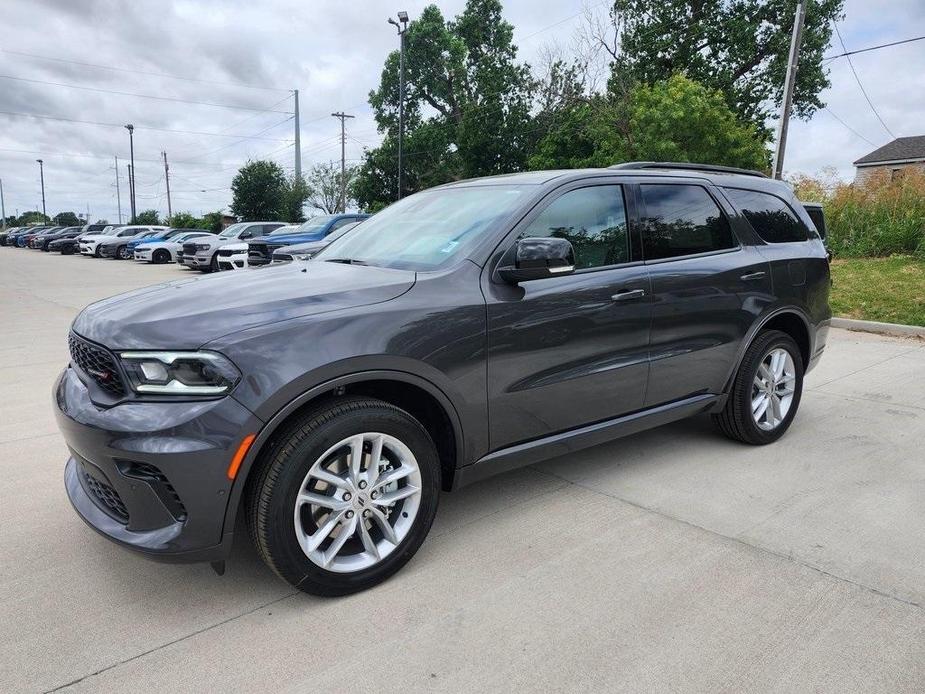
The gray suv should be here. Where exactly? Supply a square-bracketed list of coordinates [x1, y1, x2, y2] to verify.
[54, 162, 831, 595]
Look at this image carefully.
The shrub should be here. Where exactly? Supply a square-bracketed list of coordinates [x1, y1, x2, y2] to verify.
[790, 169, 925, 258]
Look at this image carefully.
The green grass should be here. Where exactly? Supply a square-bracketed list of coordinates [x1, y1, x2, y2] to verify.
[830, 255, 925, 326]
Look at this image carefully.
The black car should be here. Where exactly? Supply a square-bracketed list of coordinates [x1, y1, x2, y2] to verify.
[54, 162, 831, 596]
[271, 221, 362, 262]
[35, 226, 83, 251]
[0, 227, 21, 246]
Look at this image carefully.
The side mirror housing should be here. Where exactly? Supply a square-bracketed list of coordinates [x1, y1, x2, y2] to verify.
[497, 237, 575, 284]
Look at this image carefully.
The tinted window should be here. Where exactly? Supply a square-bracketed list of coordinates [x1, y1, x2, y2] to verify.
[724, 188, 809, 243]
[640, 185, 735, 260]
[520, 186, 629, 270]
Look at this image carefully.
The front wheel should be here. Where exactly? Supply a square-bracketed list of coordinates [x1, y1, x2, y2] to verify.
[246, 397, 440, 596]
[713, 329, 804, 445]
[153, 249, 170, 264]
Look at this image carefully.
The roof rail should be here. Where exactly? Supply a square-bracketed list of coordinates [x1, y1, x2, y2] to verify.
[608, 161, 769, 178]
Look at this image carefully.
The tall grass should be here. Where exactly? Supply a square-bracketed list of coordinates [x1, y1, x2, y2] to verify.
[790, 168, 925, 258]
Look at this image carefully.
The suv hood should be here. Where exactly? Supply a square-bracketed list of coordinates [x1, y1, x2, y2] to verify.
[71, 260, 416, 349]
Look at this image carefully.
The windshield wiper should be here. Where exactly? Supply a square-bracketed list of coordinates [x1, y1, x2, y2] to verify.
[324, 258, 369, 265]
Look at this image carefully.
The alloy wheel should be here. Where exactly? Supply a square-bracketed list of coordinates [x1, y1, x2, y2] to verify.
[293, 432, 422, 573]
[751, 347, 796, 431]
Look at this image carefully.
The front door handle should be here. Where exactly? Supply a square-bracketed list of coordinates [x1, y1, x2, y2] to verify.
[611, 288, 646, 302]
[740, 271, 767, 281]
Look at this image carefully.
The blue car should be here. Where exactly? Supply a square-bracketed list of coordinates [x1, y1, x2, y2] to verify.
[245, 213, 369, 266]
[125, 227, 207, 254]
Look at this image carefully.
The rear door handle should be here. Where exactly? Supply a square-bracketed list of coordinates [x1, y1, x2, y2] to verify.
[611, 288, 646, 302]
[740, 271, 767, 281]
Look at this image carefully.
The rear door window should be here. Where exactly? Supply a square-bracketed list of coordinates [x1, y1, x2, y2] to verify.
[724, 188, 809, 243]
[639, 184, 736, 260]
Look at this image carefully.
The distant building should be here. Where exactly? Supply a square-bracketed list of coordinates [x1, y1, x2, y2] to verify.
[221, 214, 237, 229]
[853, 136, 925, 184]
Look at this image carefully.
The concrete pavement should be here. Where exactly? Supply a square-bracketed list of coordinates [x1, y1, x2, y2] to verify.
[1, 248, 922, 693]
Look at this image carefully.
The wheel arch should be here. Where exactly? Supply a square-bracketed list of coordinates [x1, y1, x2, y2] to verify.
[221, 370, 465, 537]
[723, 307, 812, 394]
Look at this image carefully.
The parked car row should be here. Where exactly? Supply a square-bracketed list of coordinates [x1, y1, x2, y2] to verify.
[0, 213, 371, 274]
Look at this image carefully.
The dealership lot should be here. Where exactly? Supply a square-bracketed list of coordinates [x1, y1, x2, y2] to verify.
[1, 248, 923, 693]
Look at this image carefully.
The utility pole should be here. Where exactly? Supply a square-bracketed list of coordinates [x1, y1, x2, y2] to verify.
[388, 11, 410, 200]
[124, 124, 136, 222]
[162, 151, 172, 221]
[293, 89, 302, 183]
[127, 164, 135, 223]
[0, 178, 6, 230]
[114, 156, 123, 224]
[772, 1, 806, 179]
[36, 159, 46, 221]
[331, 111, 355, 213]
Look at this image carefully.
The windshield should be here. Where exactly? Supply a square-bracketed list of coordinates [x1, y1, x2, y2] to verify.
[316, 186, 526, 270]
[269, 225, 301, 236]
[293, 215, 337, 233]
[219, 223, 248, 238]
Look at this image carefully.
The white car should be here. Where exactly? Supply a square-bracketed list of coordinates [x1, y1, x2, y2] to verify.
[133, 231, 214, 264]
[79, 225, 168, 257]
[180, 221, 285, 272]
[216, 225, 299, 270]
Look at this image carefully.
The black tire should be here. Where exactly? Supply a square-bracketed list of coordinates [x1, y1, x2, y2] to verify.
[153, 249, 170, 264]
[207, 253, 219, 272]
[246, 397, 440, 596]
[93, 246, 102, 258]
[713, 329, 804, 445]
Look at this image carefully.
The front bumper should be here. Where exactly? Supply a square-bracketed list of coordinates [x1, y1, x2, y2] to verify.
[54, 366, 263, 562]
[133, 249, 152, 262]
[185, 252, 212, 268]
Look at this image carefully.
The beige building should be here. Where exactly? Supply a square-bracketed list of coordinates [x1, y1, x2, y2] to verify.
[853, 136, 925, 184]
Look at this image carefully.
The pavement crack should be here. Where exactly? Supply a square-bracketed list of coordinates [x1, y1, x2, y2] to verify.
[44, 591, 298, 693]
[531, 467, 923, 612]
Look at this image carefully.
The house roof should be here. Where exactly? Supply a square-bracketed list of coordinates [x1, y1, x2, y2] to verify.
[853, 136, 925, 166]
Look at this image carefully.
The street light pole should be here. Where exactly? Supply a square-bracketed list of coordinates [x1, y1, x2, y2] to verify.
[388, 11, 409, 200]
[36, 159, 46, 222]
[0, 177, 6, 231]
[124, 124, 136, 222]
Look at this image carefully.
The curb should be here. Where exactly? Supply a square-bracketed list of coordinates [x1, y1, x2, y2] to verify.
[831, 317, 925, 339]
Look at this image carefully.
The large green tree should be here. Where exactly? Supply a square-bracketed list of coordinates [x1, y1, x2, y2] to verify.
[168, 211, 200, 228]
[357, 0, 534, 208]
[230, 160, 287, 221]
[609, 0, 844, 125]
[135, 209, 161, 225]
[53, 211, 81, 226]
[529, 75, 769, 171]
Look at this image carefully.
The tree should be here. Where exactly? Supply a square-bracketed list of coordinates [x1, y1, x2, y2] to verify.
[94, 219, 109, 225]
[135, 209, 161, 225]
[280, 174, 309, 222]
[14, 211, 47, 226]
[605, 0, 845, 125]
[230, 160, 286, 221]
[199, 211, 226, 233]
[168, 211, 200, 228]
[54, 211, 81, 226]
[356, 0, 535, 209]
[529, 75, 769, 171]
[303, 162, 358, 214]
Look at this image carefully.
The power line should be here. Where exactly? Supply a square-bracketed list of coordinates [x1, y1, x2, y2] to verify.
[823, 107, 877, 147]
[0, 109, 292, 140]
[823, 34, 925, 62]
[0, 48, 290, 92]
[833, 24, 896, 139]
[0, 73, 293, 113]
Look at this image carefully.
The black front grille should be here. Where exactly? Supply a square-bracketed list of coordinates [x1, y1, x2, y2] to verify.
[248, 243, 269, 260]
[217, 248, 238, 258]
[182, 242, 199, 256]
[83, 468, 129, 522]
[68, 333, 126, 396]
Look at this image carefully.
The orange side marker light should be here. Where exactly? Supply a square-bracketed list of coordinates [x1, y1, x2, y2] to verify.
[227, 433, 257, 480]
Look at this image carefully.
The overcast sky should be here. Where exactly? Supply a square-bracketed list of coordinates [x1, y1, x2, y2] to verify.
[1, 0, 923, 223]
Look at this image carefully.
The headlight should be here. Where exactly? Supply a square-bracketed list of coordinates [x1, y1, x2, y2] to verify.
[195, 243, 211, 251]
[119, 351, 240, 395]
[294, 253, 314, 261]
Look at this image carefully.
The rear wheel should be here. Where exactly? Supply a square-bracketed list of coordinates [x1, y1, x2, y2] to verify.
[246, 397, 440, 596]
[117, 245, 131, 259]
[713, 330, 804, 445]
[153, 249, 170, 264]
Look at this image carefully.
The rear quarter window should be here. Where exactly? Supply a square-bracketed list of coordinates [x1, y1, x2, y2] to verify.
[639, 184, 737, 260]
[724, 188, 809, 243]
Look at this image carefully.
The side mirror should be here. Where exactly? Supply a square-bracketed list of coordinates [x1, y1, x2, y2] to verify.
[497, 237, 575, 284]
[241, 231, 253, 239]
